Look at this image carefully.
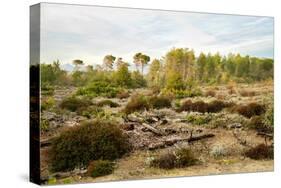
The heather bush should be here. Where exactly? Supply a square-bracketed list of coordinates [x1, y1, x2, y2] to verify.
[59, 97, 92, 112]
[97, 100, 120, 108]
[245, 144, 273, 160]
[148, 95, 172, 109]
[178, 100, 232, 113]
[50, 120, 131, 171]
[232, 103, 266, 118]
[87, 160, 114, 177]
[123, 94, 150, 114]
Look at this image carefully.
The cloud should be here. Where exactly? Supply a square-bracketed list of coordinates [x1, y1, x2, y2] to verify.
[40, 3, 274, 66]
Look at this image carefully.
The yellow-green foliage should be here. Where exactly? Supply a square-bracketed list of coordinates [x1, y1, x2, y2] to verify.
[41, 96, 55, 111]
[97, 100, 120, 108]
[50, 120, 131, 171]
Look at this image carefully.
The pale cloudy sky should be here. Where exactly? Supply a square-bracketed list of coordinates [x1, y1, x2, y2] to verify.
[40, 3, 274, 66]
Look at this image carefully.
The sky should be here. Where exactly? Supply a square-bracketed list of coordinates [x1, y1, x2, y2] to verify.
[39, 3, 274, 67]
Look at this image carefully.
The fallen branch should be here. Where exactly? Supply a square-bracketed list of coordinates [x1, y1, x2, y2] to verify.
[142, 123, 164, 136]
[40, 138, 53, 147]
[257, 132, 273, 139]
[148, 133, 215, 150]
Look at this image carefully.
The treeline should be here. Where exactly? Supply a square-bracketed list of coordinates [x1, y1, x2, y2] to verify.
[40, 48, 273, 91]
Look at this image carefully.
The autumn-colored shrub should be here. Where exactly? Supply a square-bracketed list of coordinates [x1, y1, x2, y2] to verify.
[97, 100, 119, 108]
[148, 96, 172, 109]
[50, 120, 131, 171]
[123, 94, 150, 114]
[59, 97, 92, 112]
[150, 148, 197, 169]
[232, 103, 266, 118]
[87, 160, 114, 177]
[245, 144, 273, 160]
[178, 100, 232, 113]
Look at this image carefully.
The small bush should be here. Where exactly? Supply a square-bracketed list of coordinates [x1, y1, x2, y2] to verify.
[210, 145, 227, 158]
[76, 81, 121, 98]
[76, 106, 103, 118]
[59, 97, 92, 112]
[41, 97, 55, 111]
[150, 151, 177, 169]
[50, 120, 131, 171]
[245, 144, 273, 160]
[87, 160, 114, 177]
[123, 94, 150, 114]
[175, 148, 198, 167]
[232, 103, 266, 118]
[205, 90, 216, 97]
[97, 100, 119, 108]
[150, 148, 197, 169]
[186, 114, 212, 125]
[239, 89, 256, 97]
[148, 96, 172, 109]
[247, 116, 273, 133]
[41, 84, 54, 96]
[178, 100, 232, 113]
[162, 88, 202, 99]
[116, 91, 130, 99]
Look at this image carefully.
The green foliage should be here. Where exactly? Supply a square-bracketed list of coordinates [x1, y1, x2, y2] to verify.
[148, 95, 172, 109]
[245, 144, 273, 160]
[232, 103, 266, 118]
[40, 119, 50, 132]
[131, 71, 147, 88]
[123, 94, 150, 114]
[59, 97, 92, 112]
[50, 120, 131, 171]
[76, 81, 121, 98]
[263, 101, 274, 128]
[150, 148, 197, 169]
[41, 83, 55, 96]
[97, 100, 120, 108]
[114, 63, 132, 87]
[41, 96, 55, 111]
[186, 113, 212, 125]
[87, 160, 114, 177]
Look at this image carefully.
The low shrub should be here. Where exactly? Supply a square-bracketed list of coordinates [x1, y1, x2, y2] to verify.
[186, 113, 212, 125]
[150, 148, 197, 169]
[59, 97, 92, 112]
[204, 90, 216, 97]
[150, 151, 177, 169]
[41, 84, 55, 96]
[76, 106, 103, 119]
[239, 89, 256, 97]
[97, 100, 120, 108]
[247, 116, 273, 133]
[178, 100, 232, 113]
[175, 148, 198, 167]
[245, 144, 273, 160]
[50, 120, 131, 171]
[123, 94, 150, 114]
[41, 97, 55, 111]
[161, 88, 202, 99]
[76, 81, 121, 98]
[210, 145, 228, 158]
[148, 96, 172, 109]
[87, 160, 114, 178]
[232, 103, 266, 118]
[116, 91, 130, 99]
